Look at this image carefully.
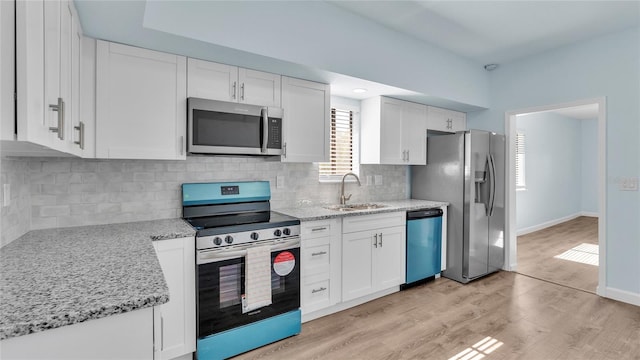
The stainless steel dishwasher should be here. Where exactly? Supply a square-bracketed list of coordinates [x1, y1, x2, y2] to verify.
[404, 208, 443, 288]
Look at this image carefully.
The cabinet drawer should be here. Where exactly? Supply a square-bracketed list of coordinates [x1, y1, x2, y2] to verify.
[301, 275, 332, 314]
[302, 242, 331, 277]
[343, 212, 405, 234]
[301, 218, 340, 238]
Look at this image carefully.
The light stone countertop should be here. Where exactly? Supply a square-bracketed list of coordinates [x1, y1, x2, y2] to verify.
[274, 199, 448, 221]
[0, 218, 195, 341]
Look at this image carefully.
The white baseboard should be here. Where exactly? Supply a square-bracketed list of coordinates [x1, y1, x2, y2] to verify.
[580, 211, 599, 218]
[604, 287, 640, 307]
[517, 213, 580, 236]
[516, 211, 599, 236]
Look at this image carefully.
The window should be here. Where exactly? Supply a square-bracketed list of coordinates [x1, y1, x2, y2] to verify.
[515, 131, 526, 190]
[319, 107, 358, 181]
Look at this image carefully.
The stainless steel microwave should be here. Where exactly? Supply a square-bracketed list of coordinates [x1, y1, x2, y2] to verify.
[187, 98, 284, 156]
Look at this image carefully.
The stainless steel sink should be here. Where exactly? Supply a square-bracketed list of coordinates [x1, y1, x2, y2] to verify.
[325, 203, 388, 212]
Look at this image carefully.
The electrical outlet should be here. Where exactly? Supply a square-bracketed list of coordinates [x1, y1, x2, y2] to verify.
[374, 175, 382, 186]
[2, 184, 10, 207]
[619, 177, 638, 191]
[276, 175, 285, 189]
[366, 176, 373, 186]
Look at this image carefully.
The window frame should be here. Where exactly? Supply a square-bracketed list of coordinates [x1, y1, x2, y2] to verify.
[318, 102, 360, 183]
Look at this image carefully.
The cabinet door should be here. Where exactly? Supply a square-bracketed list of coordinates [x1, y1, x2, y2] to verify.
[238, 68, 281, 107]
[379, 97, 404, 164]
[96, 41, 187, 160]
[187, 58, 238, 102]
[402, 101, 427, 165]
[153, 237, 196, 360]
[77, 36, 96, 158]
[43, 0, 62, 149]
[373, 225, 406, 291]
[0, 0, 15, 140]
[342, 230, 374, 302]
[281, 76, 330, 163]
[426, 106, 449, 132]
[450, 110, 467, 132]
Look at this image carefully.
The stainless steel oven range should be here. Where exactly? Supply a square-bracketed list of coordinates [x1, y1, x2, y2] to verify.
[182, 181, 301, 360]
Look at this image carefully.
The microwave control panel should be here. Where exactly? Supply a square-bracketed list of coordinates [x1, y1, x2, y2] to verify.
[268, 117, 282, 149]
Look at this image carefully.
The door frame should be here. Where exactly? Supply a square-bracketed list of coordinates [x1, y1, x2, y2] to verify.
[504, 97, 606, 297]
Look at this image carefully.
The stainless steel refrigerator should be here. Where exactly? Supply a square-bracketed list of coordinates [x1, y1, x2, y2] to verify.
[411, 130, 505, 283]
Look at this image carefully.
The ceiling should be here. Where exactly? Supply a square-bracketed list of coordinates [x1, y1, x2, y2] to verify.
[74, 1, 639, 109]
[329, 1, 640, 65]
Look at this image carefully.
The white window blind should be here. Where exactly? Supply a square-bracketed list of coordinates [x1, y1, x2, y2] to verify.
[319, 108, 354, 180]
[516, 131, 526, 189]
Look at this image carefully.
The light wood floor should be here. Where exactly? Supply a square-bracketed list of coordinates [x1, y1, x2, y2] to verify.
[235, 272, 640, 360]
[517, 216, 599, 293]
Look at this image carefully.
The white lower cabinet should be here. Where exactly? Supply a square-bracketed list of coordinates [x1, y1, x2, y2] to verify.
[0, 307, 154, 359]
[300, 219, 341, 316]
[153, 237, 196, 360]
[341, 212, 406, 302]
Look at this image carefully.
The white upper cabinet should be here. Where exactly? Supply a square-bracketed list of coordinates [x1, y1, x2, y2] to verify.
[281, 76, 330, 163]
[187, 58, 281, 107]
[361, 96, 427, 165]
[96, 41, 187, 160]
[238, 68, 281, 107]
[5, 0, 85, 156]
[426, 106, 466, 133]
[0, 0, 15, 141]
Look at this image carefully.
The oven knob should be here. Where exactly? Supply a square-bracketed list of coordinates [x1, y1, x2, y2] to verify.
[225, 235, 234, 244]
[274, 229, 282, 237]
[250, 232, 259, 240]
[213, 237, 222, 246]
[282, 228, 291, 236]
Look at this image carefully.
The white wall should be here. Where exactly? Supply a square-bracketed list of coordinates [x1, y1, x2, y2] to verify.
[581, 119, 598, 214]
[515, 112, 582, 231]
[468, 27, 640, 296]
[75, 0, 490, 109]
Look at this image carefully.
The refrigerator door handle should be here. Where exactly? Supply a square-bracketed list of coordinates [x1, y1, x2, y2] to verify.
[488, 153, 497, 216]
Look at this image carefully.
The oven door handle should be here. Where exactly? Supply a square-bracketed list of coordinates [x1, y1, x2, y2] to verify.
[198, 237, 300, 264]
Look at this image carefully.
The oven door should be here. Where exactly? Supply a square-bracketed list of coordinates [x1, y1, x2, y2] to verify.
[187, 98, 283, 156]
[197, 238, 300, 338]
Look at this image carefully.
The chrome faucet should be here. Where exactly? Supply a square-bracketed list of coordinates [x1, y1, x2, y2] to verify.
[340, 172, 361, 205]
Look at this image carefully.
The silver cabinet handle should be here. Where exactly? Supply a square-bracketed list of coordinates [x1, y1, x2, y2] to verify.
[311, 227, 327, 232]
[73, 122, 84, 149]
[283, 142, 287, 158]
[373, 233, 378, 248]
[240, 83, 245, 100]
[406, 150, 409, 162]
[232, 81, 237, 99]
[311, 251, 327, 256]
[49, 97, 64, 140]
[378, 233, 383, 247]
[402, 150, 406, 161]
[311, 287, 327, 294]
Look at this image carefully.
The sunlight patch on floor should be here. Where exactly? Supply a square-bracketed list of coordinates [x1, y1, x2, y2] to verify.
[448, 336, 504, 360]
[554, 243, 598, 266]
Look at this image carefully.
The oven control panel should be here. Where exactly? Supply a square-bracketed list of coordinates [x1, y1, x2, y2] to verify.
[197, 225, 301, 250]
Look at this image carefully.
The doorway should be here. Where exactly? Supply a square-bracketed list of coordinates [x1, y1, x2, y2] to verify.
[504, 98, 606, 296]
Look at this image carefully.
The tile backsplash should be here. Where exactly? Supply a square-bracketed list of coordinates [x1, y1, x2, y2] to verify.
[0, 158, 31, 247]
[1, 155, 408, 245]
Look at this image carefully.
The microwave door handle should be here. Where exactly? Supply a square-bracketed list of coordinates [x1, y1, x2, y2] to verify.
[261, 107, 268, 153]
